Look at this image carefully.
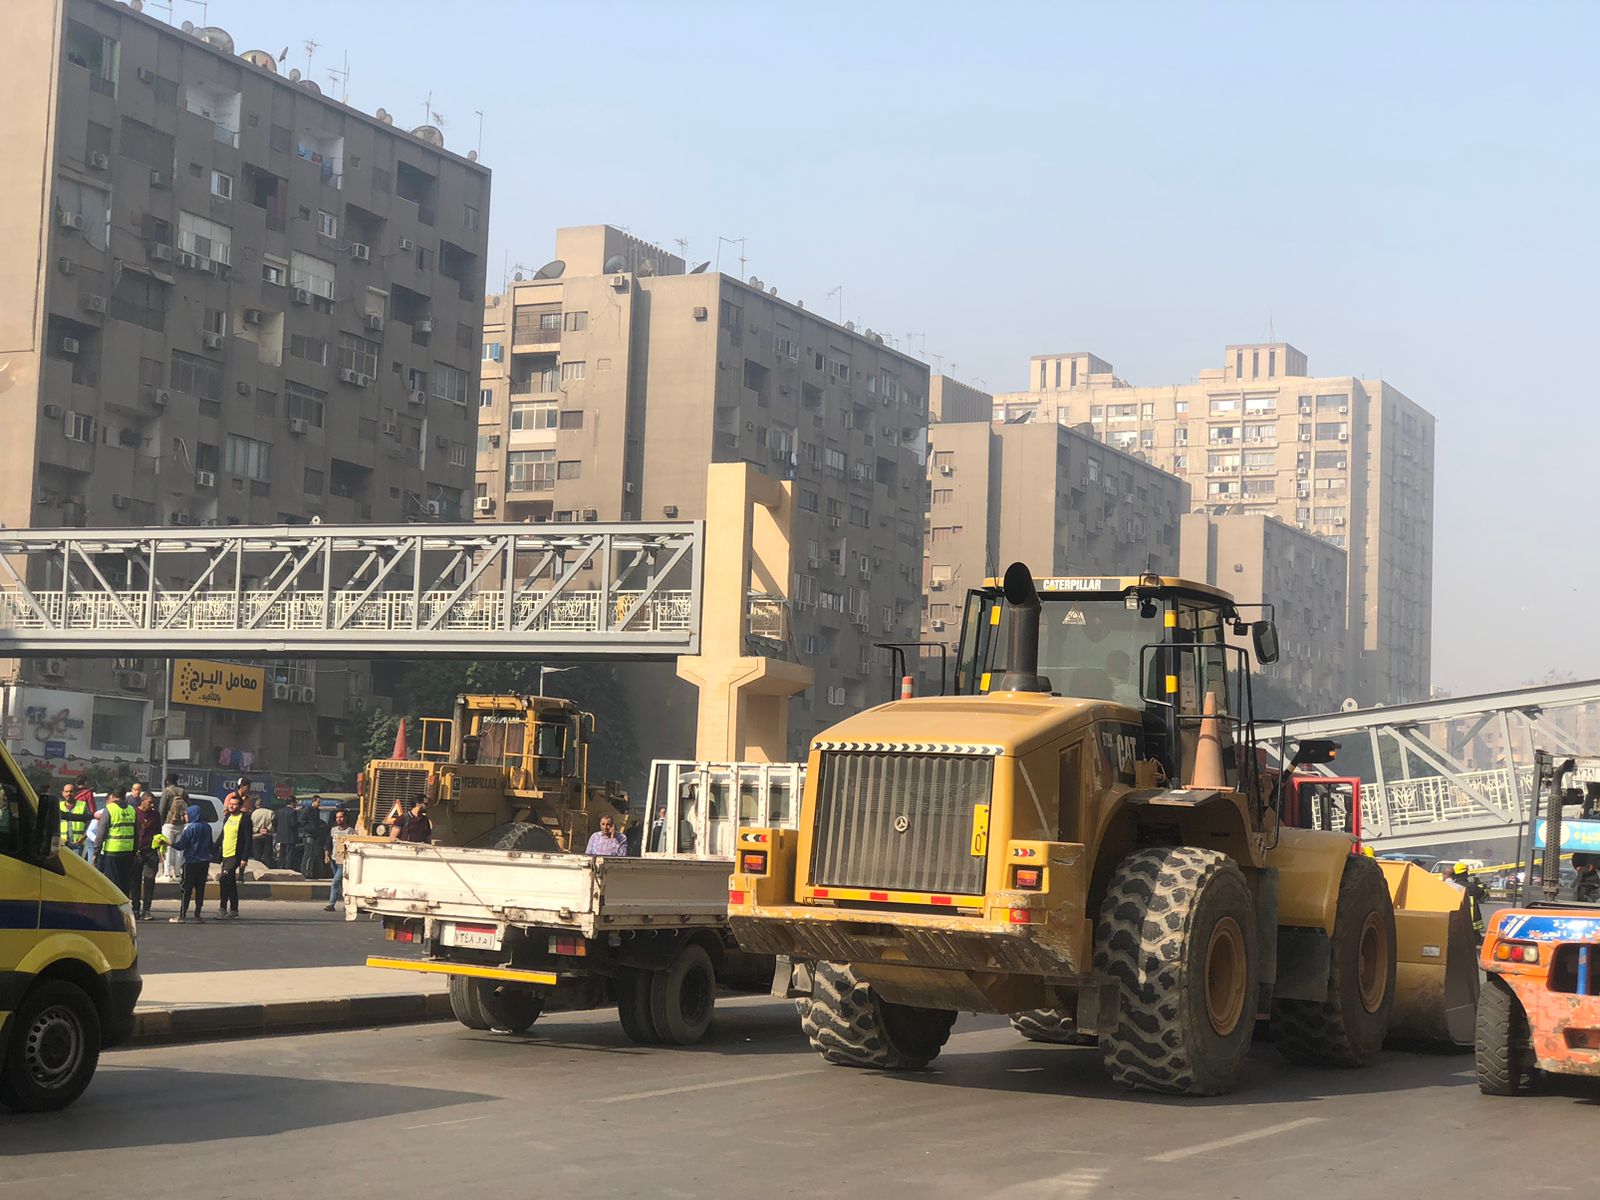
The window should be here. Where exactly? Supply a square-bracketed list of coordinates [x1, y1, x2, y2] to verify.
[317, 209, 337, 238]
[210, 170, 232, 199]
[774, 328, 799, 360]
[507, 449, 554, 492]
[560, 360, 586, 382]
[432, 363, 469, 405]
[848, 504, 869, 527]
[109, 270, 167, 331]
[1209, 397, 1239, 415]
[558, 410, 584, 430]
[178, 211, 231, 264]
[479, 388, 493, 409]
[1315, 422, 1347, 440]
[798, 489, 819, 513]
[55, 177, 110, 252]
[1315, 451, 1348, 469]
[448, 443, 468, 468]
[464, 204, 481, 232]
[562, 311, 588, 332]
[289, 251, 336, 298]
[1315, 393, 1349, 409]
[285, 381, 326, 427]
[290, 334, 328, 366]
[338, 333, 379, 377]
[557, 460, 581, 480]
[302, 467, 324, 495]
[1242, 478, 1275, 496]
[170, 351, 221, 400]
[1175, 400, 1189, 414]
[511, 401, 557, 431]
[1140, 402, 1155, 419]
[482, 341, 504, 362]
[262, 255, 287, 287]
[1243, 450, 1275, 471]
[64, 21, 118, 96]
[203, 307, 226, 337]
[1174, 427, 1189, 446]
[1245, 394, 1276, 412]
[121, 118, 172, 170]
[63, 411, 97, 443]
[224, 434, 271, 481]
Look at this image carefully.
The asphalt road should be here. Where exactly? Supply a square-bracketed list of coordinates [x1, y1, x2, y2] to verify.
[134, 901, 410, 975]
[5, 1000, 1595, 1198]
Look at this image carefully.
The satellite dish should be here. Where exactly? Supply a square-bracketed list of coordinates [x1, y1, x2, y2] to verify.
[1341, 697, 1360, 712]
[769, 287, 778, 296]
[129, 0, 143, 11]
[468, 150, 478, 162]
[512, 272, 523, 282]
[181, 20, 194, 32]
[602, 254, 627, 273]
[241, 49, 278, 73]
[411, 124, 445, 147]
[299, 78, 321, 94]
[639, 258, 657, 277]
[748, 276, 762, 289]
[375, 107, 390, 122]
[533, 259, 566, 280]
[288, 68, 301, 81]
[845, 321, 856, 332]
[197, 26, 234, 54]
[689, 261, 711, 274]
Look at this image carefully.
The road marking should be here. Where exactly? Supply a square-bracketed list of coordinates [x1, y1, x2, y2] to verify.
[402, 1114, 492, 1131]
[1147, 1116, 1324, 1162]
[592, 1067, 820, 1104]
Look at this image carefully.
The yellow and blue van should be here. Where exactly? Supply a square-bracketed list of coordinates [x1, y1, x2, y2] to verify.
[0, 747, 139, 1111]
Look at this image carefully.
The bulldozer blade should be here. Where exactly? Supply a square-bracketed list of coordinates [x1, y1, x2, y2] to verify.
[1376, 859, 1479, 1047]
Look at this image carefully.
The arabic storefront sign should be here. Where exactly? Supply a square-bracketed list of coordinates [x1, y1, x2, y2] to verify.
[172, 659, 266, 713]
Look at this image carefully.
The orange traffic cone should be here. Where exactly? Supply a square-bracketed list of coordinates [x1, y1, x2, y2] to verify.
[1189, 691, 1226, 789]
[900, 675, 915, 700]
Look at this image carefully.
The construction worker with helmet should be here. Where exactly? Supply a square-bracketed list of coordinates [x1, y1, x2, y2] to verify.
[1452, 861, 1487, 940]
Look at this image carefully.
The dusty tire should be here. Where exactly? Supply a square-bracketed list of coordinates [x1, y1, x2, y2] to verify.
[617, 968, 660, 1044]
[1009, 1008, 1096, 1046]
[649, 943, 717, 1045]
[797, 961, 956, 1070]
[0, 981, 102, 1113]
[465, 821, 562, 854]
[474, 982, 544, 1034]
[1475, 977, 1532, 1096]
[448, 976, 492, 1030]
[1095, 846, 1258, 1096]
[1271, 855, 1396, 1068]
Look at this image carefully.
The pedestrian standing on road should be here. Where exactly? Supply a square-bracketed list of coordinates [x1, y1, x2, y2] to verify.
[298, 797, 327, 879]
[132, 789, 163, 919]
[99, 785, 137, 896]
[393, 797, 432, 844]
[59, 781, 93, 862]
[250, 793, 274, 866]
[584, 815, 627, 857]
[217, 786, 253, 920]
[1452, 862, 1488, 941]
[273, 794, 300, 872]
[171, 803, 214, 923]
[160, 774, 187, 882]
[324, 808, 353, 911]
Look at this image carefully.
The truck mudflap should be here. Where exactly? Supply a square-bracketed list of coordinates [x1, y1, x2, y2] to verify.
[1378, 860, 1479, 1046]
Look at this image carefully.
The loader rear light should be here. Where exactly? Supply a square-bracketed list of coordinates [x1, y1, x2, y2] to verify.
[1014, 868, 1043, 890]
[740, 851, 769, 875]
[1008, 907, 1035, 925]
[1496, 942, 1541, 964]
[727, 889, 748, 906]
[813, 888, 831, 899]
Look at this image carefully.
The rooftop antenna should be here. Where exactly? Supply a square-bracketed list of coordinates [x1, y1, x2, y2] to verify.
[714, 236, 746, 277]
[303, 39, 318, 80]
[420, 89, 432, 128]
[475, 110, 484, 157]
[673, 237, 688, 261]
[826, 286, 843, 323]
[1268, 311, 1276, 342]
[180, 0, 208, 23]
[930, 350, 944, 373]
[326, 50, 350, 104]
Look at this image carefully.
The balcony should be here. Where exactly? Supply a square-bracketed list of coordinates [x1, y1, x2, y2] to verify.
[510, 379, 558, 396]
[512, 327, 561, 350]
[507, 478, 555, 494]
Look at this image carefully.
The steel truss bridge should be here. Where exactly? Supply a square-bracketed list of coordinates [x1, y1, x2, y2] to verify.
[1268, 676, 1600, 852]
[0, 523, 704, 658]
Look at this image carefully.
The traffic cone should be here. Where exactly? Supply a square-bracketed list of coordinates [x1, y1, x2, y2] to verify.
[900, 675, 914, 700]
[1189, 691, 1225, 788]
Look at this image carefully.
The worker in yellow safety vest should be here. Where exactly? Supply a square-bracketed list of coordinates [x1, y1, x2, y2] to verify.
[58, 780, 93, 860]
[1453, 861, 1487, 939]
[99, 785, 138, 898]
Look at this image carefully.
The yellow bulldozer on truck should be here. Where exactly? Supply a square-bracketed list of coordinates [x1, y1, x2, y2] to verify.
[728, 565, 1477, 1095]
[359, 693, 627, 849]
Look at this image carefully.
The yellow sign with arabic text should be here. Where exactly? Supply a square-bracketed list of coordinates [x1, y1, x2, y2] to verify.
[172, 659, 265, 712]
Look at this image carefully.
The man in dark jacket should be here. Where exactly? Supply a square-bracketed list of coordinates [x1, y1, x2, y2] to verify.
[298, 798, 327, 879]
[273, 797, 300, 872]
[132, 788, 163, 920]
[171, 805, 215, 922]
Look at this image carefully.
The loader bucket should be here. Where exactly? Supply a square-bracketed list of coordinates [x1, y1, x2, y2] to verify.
[1376, 860, 1479, 1047]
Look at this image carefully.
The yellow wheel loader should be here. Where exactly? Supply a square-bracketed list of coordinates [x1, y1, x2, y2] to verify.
[728, 565, 1475, 1095]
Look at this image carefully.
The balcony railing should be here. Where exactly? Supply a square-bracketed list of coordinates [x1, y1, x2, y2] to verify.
[510, 379, 558, 396]
[512, 327, 562, 346]
[507, 477, 555, 493]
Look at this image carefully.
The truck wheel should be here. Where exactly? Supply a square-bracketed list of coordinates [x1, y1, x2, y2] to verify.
[649, 944, 717, 1045]
[448, 976, 492, 1030]
[617, 968, 660, 1044]
[798, 961, 956, 1070]
[1271, 855, 1396, 1068]
[1008, 1008, 1096, 1046]
[474, 982, 544, 1034]
[1475, 977, 1532, 1095]
[0, 980, 102, 1113]
[1095, 846, 1258, 1096]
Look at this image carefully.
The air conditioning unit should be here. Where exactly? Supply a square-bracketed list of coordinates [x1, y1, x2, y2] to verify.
[1334, 516, 1347, 526]
[662, 504, 678, 518]
[398, 237, 414, 252]
[196, 470, 216, 488]
[58, 211, 83, 230]
[172, 512, 193, 526]
[930, 619, 945, 632]
[487, 434, 500, 448]
[150, 242, 173, 262]
[692, 305, 708, 319]
[434, 434, 449, 449]
[930, 579, 944, 590]
[111, 493, 130, 509]
[201, 332, 224, 350]
[57, 257, 75, 275]
[152, 389, 170, 407]
[1298, 433, 1311, 442]
[828, 516, 841, 528]
[289, 418, 309, 435]
[43, 403, 62, 419]
[60, 337, 81, 356]
[349, 695, 367, 713]
[236, 380, 252, 396]
[425, 500, 442, 516]
[355, 373, 373, 388]
[474, 496, 495, 514]
[301, 687, 317, 704]
[416, 319, 434, 334]
[291, 287, 311, 305]
[364, 313, 385, 332]
[807, 555, 820, 568]
[1338, 404, 1349, 414]
[381, 422, 398, 436]
[1338, 432, 1349, 442]
[149, 170, 168, 189]
[938, 464, 953, 475]
[408, 390, 427, 406]
[624, 481, 636, 494]
[137, 66, 155, 83]
[338, 368, 360, 384]
[80, 293, 107, 315]
[582, 508, 598, 522]
[349, 242, 371, 261]
[272, 683, 292, 701]
[176, 250, 204, 270]
[243, 308, 265, 326]
[120, 670, 148, 690]
[43, 658, 67, 679]
[89, 151, 109, 170]
[611, 274, 628, 290]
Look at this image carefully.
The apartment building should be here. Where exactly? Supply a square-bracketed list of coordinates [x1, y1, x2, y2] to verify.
[0, 0, 490, 791]
[479, 226, 929, 758]
[1179, 512, 1351, 714]
[923, 387, 1190, 640]
[993, 343, 1435, 706]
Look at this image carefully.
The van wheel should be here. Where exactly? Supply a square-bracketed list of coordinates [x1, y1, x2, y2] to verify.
[474, 982, 543, 1034]
[617, 968, 660, 1044]
[649, 944, 717, 1045]
[448, 976, 491, 1030]
[0, 980, 102, 1113]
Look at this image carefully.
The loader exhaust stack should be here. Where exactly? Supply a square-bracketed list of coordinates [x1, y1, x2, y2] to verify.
[993, 561, 1048, 693]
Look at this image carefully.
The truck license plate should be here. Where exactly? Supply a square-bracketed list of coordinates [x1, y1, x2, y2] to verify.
[445, 922, 501, 950]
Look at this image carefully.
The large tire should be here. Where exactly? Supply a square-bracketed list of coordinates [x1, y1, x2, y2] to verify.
[465, 821, 562, 854]
[474, 981, 544, 1034]
[616, 967, 660, 1044]
[797, 961, 956, 1070]
[1095, 846, 1258, 1096]
[1271, 855, 1396, 1067]
[649, 943, 717, 1045]
[1009, 1008, 1096, 1046]
[1475, 977, 1532, 1096]
[0, 980, 102, 1113]
[448, 975, 492, 1030]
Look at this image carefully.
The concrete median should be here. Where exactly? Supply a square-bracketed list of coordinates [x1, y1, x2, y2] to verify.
[127, 990, 453, 1046]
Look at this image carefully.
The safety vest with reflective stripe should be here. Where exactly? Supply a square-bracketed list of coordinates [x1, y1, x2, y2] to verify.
[104, 800, 136, 854]
[60, 796, 92, 845]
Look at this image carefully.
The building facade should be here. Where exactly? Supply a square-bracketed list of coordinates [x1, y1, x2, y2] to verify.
[993, 343, 1434, 706]
[0, 0, 491, 790]
[478, 226, 929, 758]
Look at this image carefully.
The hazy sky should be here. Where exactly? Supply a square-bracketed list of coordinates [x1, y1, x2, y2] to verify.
[194, 0, 1599, 695]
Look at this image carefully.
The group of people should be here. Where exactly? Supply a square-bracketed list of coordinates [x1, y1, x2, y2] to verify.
[57, 773, 355, 923]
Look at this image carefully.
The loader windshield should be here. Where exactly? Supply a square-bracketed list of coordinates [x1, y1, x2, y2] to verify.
[987, 599, 1157, 706]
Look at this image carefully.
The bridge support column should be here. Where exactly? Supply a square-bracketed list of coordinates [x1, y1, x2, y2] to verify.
[676, 464, 812, 761]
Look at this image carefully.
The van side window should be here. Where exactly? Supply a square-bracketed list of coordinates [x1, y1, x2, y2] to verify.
[0, 775, 24, 857]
